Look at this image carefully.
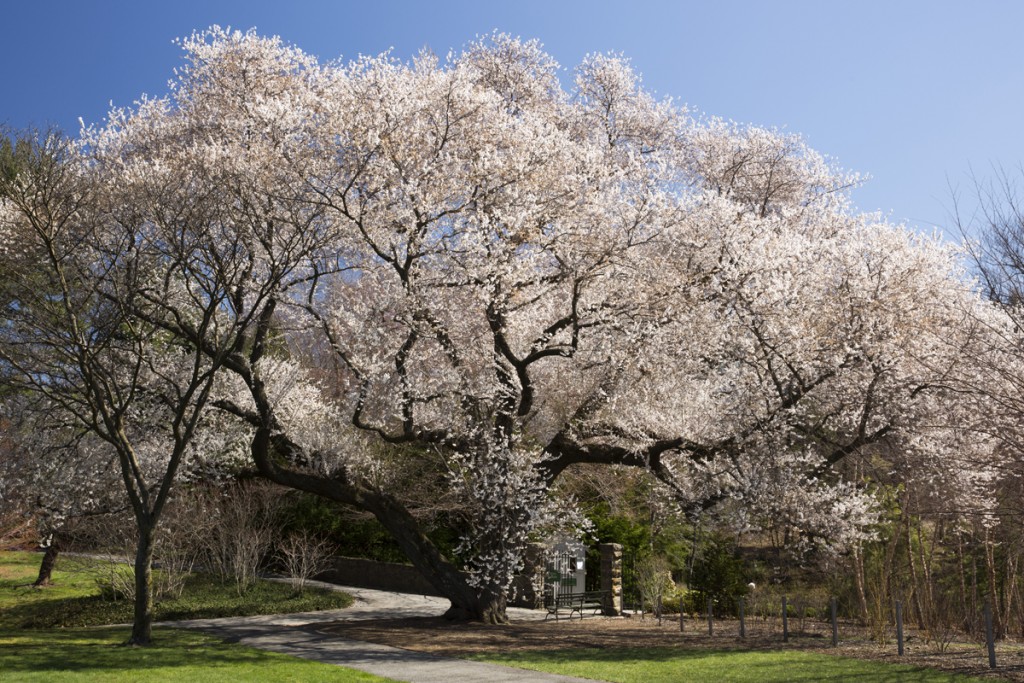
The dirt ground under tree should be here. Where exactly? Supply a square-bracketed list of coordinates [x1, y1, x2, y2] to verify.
[321, 613, 1024, 681]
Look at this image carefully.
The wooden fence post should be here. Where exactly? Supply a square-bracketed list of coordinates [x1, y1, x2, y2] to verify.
[782, 596, 789, 642]
[739, 596, 746, 638]
[830, 596, 838, 647]
[985, 602, 997, 669]
[707, 597, 713, 636]
[895, 600, 904, 656]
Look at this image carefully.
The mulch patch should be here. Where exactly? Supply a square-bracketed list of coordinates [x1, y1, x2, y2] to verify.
[320, 614, 1024, 681]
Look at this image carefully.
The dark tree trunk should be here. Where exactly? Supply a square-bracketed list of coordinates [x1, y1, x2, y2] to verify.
[33, 542, 60, 587]
[363, 494, 500, 622]
[350, 494, 508, 622]
[357, 482, 494, 621]
[127, 522, 155, 645]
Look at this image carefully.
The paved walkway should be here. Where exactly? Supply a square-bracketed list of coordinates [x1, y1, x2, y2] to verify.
[164, 583, 595, 683]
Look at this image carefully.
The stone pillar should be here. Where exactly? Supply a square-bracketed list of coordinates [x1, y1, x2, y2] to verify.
[600, 542, 623, 616]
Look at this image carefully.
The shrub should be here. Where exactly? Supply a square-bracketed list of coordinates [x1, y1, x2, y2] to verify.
[198, 482, 282, 595]
[276, 530, 336, 594]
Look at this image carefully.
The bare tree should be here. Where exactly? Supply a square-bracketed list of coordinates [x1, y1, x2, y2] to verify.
[956, 168, 1024, 314]
[198, 482, 282, 595]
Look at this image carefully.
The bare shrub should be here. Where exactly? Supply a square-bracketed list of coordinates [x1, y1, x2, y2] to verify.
[71, 512, 138, 601]
[152, 494, 212, 599]
[198, 482, 283, 595]
[748, 584, 780, 629]
[65, 495, 211, 601]
[277, 529, 336, 594]
[68, 484, 284, 600]
[635, 556, 673, 623]
[919, 587, 963, 653]
[94, 555, 136, 601]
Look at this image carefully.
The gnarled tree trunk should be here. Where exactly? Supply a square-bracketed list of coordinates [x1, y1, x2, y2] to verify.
[249, 426, 505, 622]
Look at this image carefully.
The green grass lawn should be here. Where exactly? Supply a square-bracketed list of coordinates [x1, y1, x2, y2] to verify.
[473, 647, 990, 682]
[0, 551, 351, 629]
[0, 627, 393, 682]
[1, 551, 391, 681]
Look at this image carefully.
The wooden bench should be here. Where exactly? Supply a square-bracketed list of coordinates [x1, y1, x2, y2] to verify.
[544, 588, 607, 620]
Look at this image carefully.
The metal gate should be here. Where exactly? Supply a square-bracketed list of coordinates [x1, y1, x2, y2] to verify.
[545, 551, 582, 598]
[620, 549, 642, 612]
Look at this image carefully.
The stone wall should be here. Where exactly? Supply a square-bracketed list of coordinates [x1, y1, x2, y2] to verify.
[318, 556, 441, 596]
[317, 554, 546, 608]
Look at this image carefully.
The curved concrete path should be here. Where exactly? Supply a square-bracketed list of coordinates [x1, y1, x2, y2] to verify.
[164, 583, 596, 683]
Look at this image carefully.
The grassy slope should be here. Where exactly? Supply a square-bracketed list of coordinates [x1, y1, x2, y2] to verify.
[1, 551, 392, 681]
[473, 647, 990, 683]
[0, 551, 351, 629]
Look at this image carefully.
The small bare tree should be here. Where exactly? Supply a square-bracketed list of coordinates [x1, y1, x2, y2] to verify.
[957, 168, 1024, 314]
[953, 170, 1024, 466]
[277, 530, 336, 594]
[635, 555, 673, 624]
[199, 483, 282, 595]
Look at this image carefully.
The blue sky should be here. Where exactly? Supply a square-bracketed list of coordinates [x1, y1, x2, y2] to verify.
[3, 0, 1022, 238]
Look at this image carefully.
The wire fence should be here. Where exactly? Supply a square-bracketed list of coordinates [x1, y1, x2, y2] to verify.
[617, 591, 1000, 671]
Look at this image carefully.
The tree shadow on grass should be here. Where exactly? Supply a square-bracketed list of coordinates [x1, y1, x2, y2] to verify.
[1, 593, 130, 630]
[0, 628, 278, 675]
[2, 575, 353, 630]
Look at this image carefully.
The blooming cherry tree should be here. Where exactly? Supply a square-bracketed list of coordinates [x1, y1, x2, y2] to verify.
[14, 29, 1008, 624]
[0, 125, 280, 642]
